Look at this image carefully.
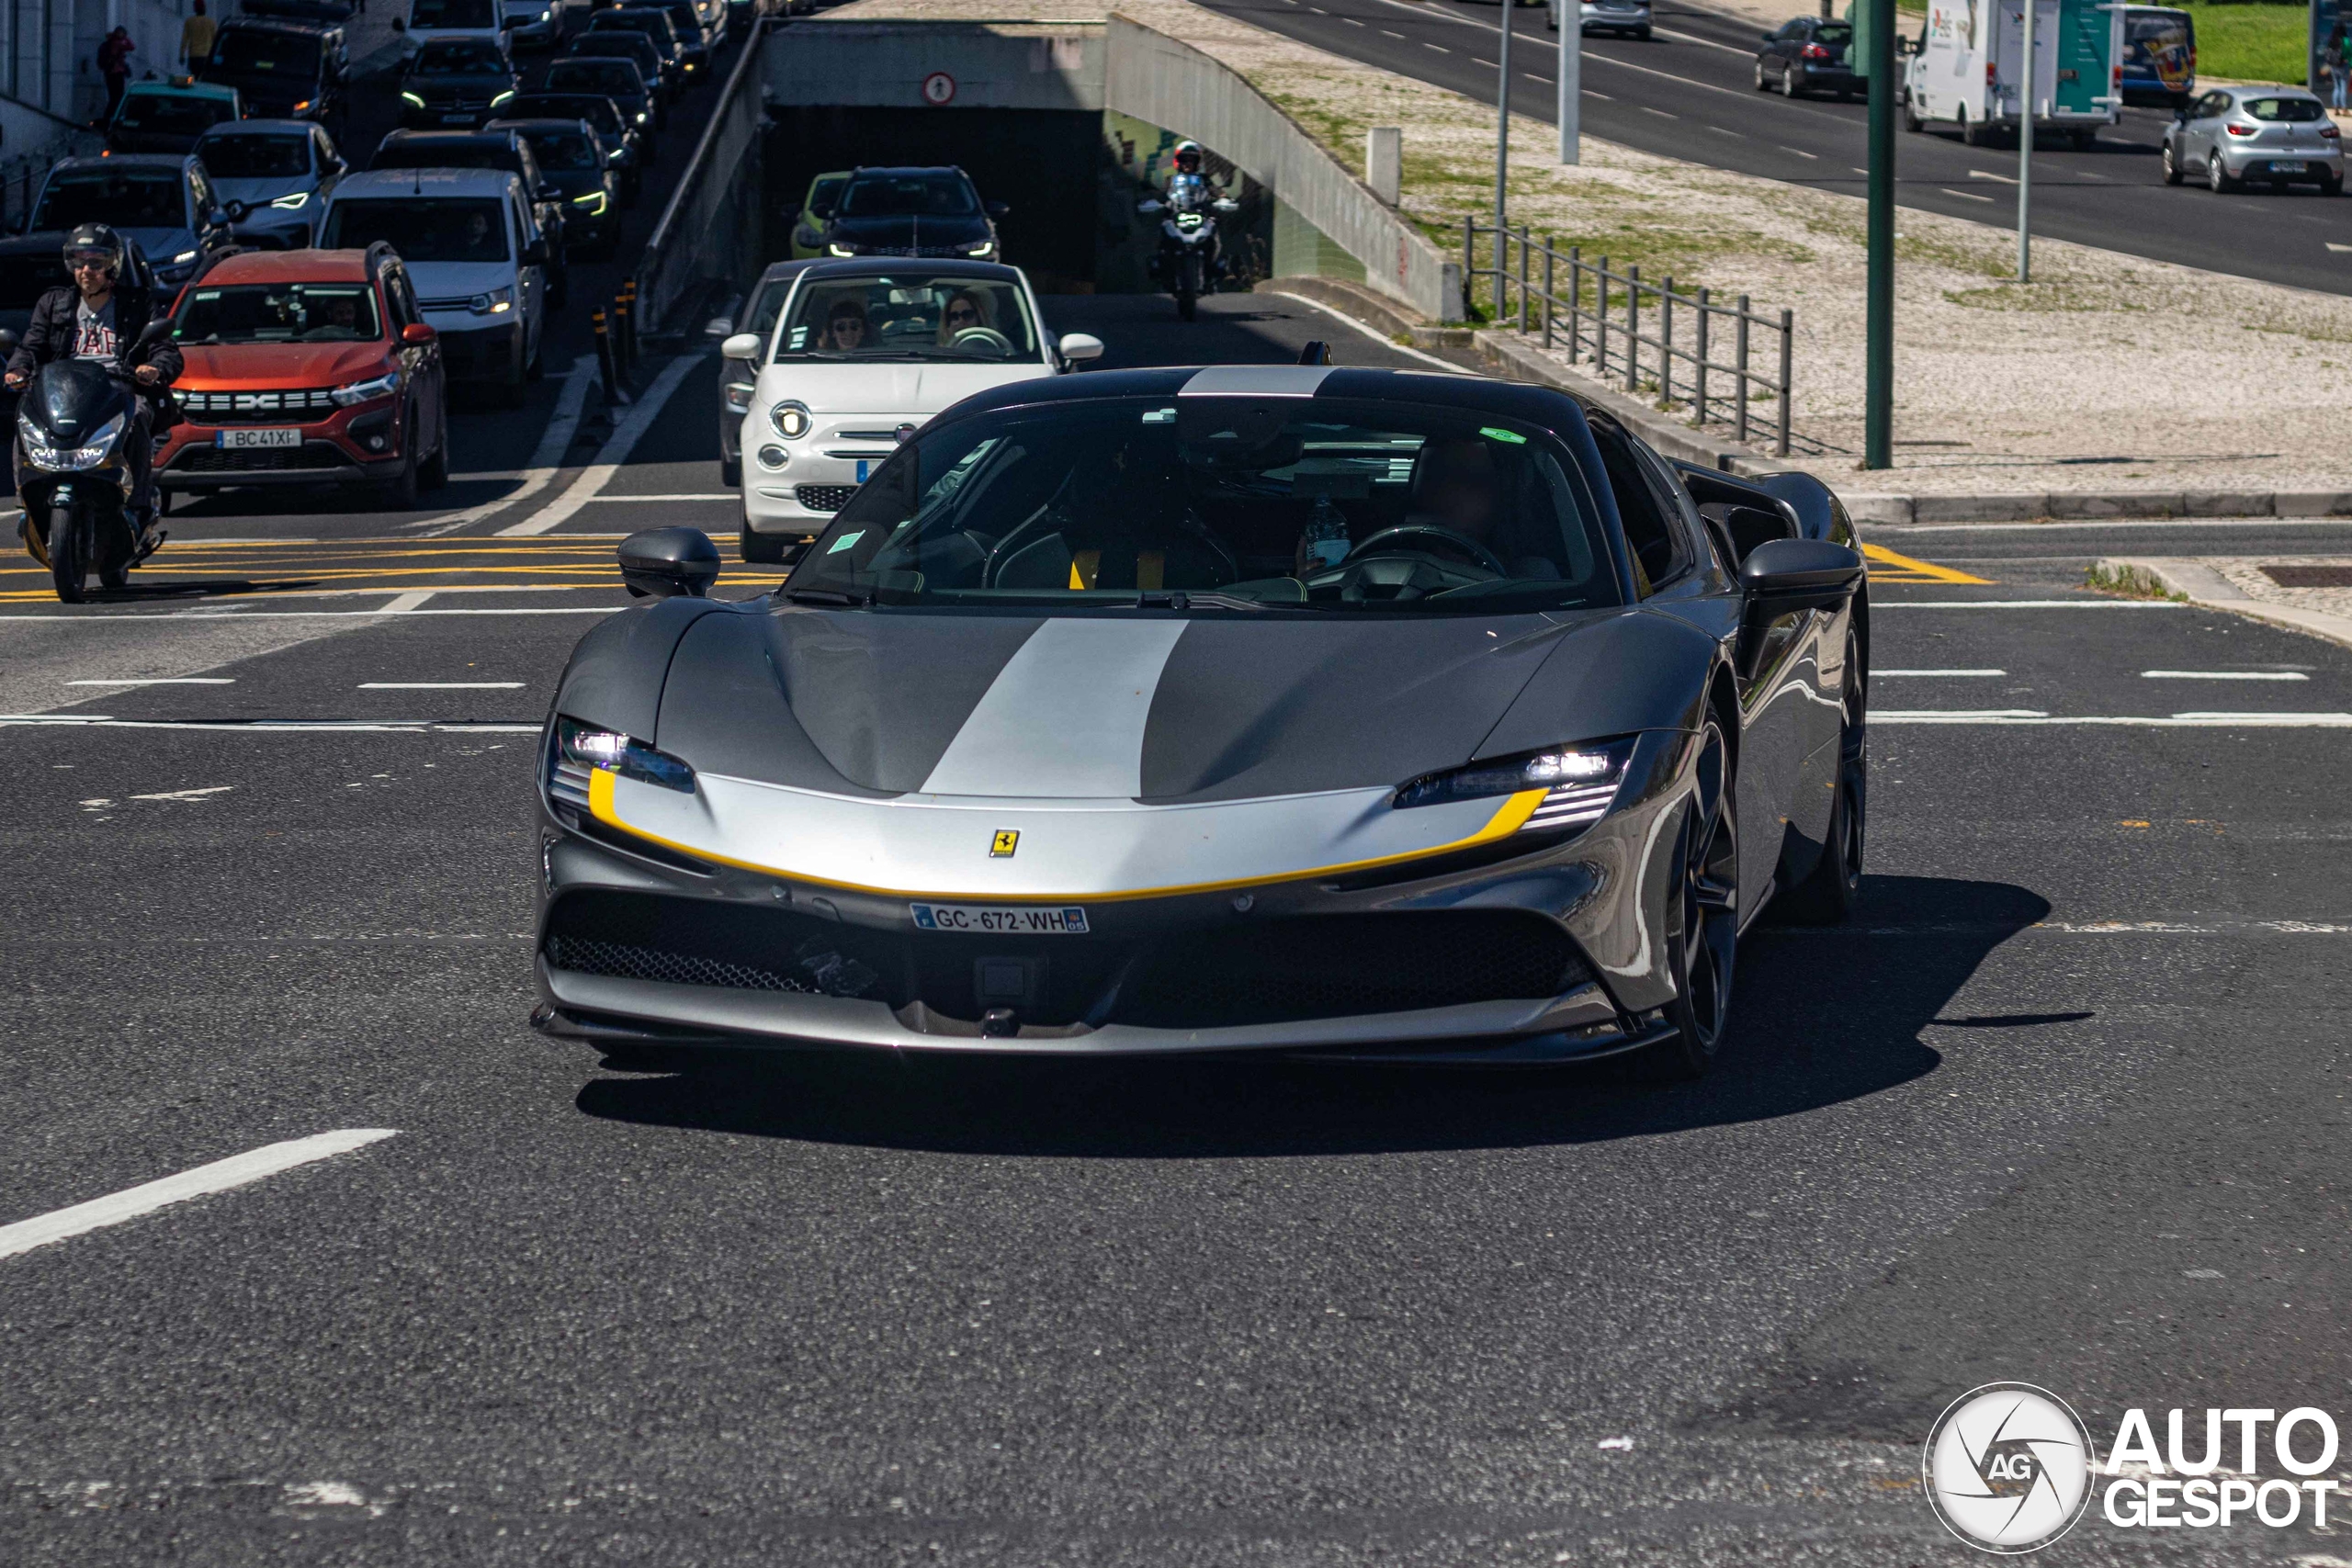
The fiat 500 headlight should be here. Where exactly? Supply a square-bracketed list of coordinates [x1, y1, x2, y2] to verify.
[769, 400, 811, 439]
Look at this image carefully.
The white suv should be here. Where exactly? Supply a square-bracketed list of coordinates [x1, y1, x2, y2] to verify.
[319, 166, 551, 405]
[724, 259, 1102, 563]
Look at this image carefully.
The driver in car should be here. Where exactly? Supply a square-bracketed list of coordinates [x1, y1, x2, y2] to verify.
[823, 298, 871, 354]
[4, 222, 180, 536]
[934, 289, 991, 347]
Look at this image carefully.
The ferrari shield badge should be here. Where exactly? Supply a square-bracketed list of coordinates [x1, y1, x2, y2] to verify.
[990, 829, 1019, 858]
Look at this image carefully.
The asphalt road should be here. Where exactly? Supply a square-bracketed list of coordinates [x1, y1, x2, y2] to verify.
[1197, 0, 2352, 296]
[6, 38, 2352, 1560]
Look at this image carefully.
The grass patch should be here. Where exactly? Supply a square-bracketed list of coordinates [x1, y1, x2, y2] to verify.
[2085, 561, 2189, 600]
[1945, 281, 2148, 310]
[2171, 0, 2310, 85]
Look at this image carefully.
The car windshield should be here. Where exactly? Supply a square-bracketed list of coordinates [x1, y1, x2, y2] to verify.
[196, 133, 311, 177]
[175, 281, 382, 343]
[34, 174, 184, 230]
[413, 0, 497, 24]
[546, 61, 641, 95]
[839, 174, 979, 218]
[808, 174, 848, 217]
[416, 40, 505, 73]
[571, 34, 652, 61]
[1814, 21, 1852, 46]
[376, 141, 514, 174]
[2127, 10, 2190, 42]
[777, 276, 1038, 362]
[212, 31, 320, 74]
[519, 130, 598, 171]
[787, 397, 1622, 615]
[2243, 96, 2323, 122]
[116, 95, 233, 134]
[513, 95, 621, 132]
[321, 197, 508, 261]
[593, 13, 671, 39]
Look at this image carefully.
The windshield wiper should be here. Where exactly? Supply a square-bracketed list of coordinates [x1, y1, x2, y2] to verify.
[783, 586, 871, 607]
[1133, 590, 1304, 613]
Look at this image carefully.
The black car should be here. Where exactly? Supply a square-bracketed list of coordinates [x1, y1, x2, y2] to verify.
[501, 92, 643, 205]
[573, 21, 682, 105]
[1755, 17, 1860, 99]
[198, 18, 350, 126]
[369, 130, 570, 302]
[541, 57, 662, 146]
[487, 118, 622, 258]
[530, 365, 1869, 1078]
[616, 1, 712, 81]
[822, 166, 1003, 261]
[399, 36, 522, 130]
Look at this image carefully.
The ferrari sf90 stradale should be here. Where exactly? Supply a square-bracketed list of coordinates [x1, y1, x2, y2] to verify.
[532, 364, 1867, 1077]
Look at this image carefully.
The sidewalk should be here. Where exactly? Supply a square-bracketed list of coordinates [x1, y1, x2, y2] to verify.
[2094, 556, 2352, 650]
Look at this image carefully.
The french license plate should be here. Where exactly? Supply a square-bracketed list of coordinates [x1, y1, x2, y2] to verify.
[442, 112, 474, 124]
[910, 902, 1091, 935]
[215, 428, 302, 449]
[2276, 160, 2308, 173]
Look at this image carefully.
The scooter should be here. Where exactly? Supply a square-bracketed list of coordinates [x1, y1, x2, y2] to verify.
[8, 319, 173, 604]
[1138, 177, 1240, 322]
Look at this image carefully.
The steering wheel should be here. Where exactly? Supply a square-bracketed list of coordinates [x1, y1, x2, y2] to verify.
[951, 326, 1014, 356]
[1345, 524, 1507, 577]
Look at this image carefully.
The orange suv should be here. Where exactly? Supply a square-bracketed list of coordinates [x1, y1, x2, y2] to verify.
[158, 243, 450, 510]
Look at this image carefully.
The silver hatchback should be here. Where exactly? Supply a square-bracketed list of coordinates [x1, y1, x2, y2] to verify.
[1548, 0, 1651, 39]
[2164, 85, 2343, 194]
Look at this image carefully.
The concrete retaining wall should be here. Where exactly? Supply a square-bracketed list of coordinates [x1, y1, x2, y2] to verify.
[640, 19, 771, 336]
[764, 22, 1103, 111]
[1103, 15, 1460, 321]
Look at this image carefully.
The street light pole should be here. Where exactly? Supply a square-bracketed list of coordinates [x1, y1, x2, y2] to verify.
[1556, 1, 1579, 164]
[1496, 0, 1516, 236]
[2016, 0, 2035, 281]
[1864, 0, 1894, 469]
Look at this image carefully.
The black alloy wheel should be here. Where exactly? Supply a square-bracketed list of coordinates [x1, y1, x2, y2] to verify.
[1779, 627, 1867, 923]
[1639, 722, 1738, 1080]
[420, 398, 450, 491]
[740, 521, 790, 565]
[378, 411, 421, 509]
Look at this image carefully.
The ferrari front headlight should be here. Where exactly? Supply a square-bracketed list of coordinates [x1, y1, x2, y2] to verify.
[1392, 737, 1637, 832]
[548, 716, 695, 808]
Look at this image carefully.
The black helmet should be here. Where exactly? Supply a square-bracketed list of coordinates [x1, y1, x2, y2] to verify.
[1173, 140, 1203, 175]
[62, 223, 124, 279]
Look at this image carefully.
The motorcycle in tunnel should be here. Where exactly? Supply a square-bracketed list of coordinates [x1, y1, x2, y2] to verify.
[1138, 180, 1240, 322]
[4, 320, 174, 604]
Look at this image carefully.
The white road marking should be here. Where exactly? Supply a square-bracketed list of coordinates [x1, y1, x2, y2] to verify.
[1474, 56, 1496, 66]
[66, 677, 234, 686]
[583, 492, 736, 502]
[1877, 711, 2352, 727]
[1780, 145, 1818, 159]
[414, 356, 601, 537]
[498, 354, 706, 537]
[1876, 668, 2007, 676]
[1425, 40, 1450, 51]
[358, 681, 526, 689]
[1968, 168, 2018, 184]
[2143, 670, 2310, 681]
[0, 1129, 397, 1264]
[1645, 106, 1679, 118]
[1943, 187, 1996, 202]
[1884, 515, 2352, 533]
[0, 607, 618, 620]
[1710, 124, 1739, 135]
[379, 591, 435, 613]
[1588, 88, 1613, 98]
[1881, 599, 2186, 608]
[0, 716, 544, 731]
[1382, 27, 1404, 36]
[127, 785, 234, 802]
[1650, 25, 1750, 54]
[1878, 708, 2047, 719]
[1778, 918, 2352, 936]
[1261, 290, 1464, 369]
[2328, 242, 2352, 253]
[1523, 72, 1552, 83]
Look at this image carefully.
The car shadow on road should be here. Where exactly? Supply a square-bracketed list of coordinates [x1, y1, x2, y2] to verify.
[573, 874, 2052, 1157]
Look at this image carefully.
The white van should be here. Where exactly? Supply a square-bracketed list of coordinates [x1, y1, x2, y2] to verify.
[1902, 0, 2122, 148]
[319, 166, 551, 404]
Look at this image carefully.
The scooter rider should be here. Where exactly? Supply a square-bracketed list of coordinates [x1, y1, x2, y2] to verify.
[5, 223, 180, 534]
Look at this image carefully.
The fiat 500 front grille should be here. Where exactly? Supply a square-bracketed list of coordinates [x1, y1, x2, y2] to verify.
[795, 483, 859, 513]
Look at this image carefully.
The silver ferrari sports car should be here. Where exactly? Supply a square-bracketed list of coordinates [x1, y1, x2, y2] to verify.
[532, 363, 1868, 1077]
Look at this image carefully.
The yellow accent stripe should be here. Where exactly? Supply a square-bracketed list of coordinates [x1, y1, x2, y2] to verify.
[586, 772, 1552, 904]
[1861, 541, 1992, 585]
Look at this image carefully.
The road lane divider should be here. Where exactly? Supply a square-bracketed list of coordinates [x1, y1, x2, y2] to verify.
[1875, 711, 2352, 726]
[498, 354, 707, 538]
[414, 356, 603, 538]
[0, 1130, 397, 1264]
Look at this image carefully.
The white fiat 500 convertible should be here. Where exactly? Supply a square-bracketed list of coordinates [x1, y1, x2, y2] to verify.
[725, 258, 1102, 563]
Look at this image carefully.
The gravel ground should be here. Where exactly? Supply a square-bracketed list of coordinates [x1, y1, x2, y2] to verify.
[2211, 556, 2352, 618]
[831, 0, 2352, 500]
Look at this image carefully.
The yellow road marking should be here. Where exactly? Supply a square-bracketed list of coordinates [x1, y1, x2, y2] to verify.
[1861, 541, 1993, 585]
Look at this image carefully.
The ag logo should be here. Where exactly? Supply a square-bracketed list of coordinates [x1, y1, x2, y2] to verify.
[989, 829, 1019, 858]
[1924, 1382, 2096, 1553]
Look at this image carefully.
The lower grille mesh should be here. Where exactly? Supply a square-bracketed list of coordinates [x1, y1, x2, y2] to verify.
[795, 483, 858, 513]
[547, 933, 813, 993]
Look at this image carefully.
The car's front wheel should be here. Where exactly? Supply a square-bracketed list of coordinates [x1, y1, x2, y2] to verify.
[2162, 140, 2183, 184]
[1637, 721, 1738, 1080]
[740, 522, 791, 565]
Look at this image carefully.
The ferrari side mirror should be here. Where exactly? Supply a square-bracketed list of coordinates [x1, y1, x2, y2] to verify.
[618, 526, 719, 598]
[1739, 537, 1863, 613]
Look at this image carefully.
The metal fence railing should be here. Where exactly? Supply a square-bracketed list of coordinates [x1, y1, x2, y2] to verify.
[1462, 218, 1794, 457]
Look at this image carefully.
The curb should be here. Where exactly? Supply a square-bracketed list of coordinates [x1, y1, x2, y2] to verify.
[2096, 556, 2352, 651]
[1851, 491, 2352, 525]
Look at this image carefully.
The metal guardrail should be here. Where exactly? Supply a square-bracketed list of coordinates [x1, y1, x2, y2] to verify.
[636, 16, 774, 338]
[1462, 219, 1794, 457]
